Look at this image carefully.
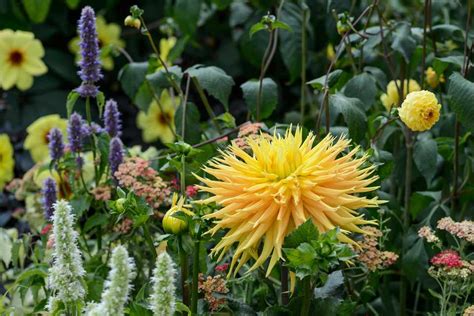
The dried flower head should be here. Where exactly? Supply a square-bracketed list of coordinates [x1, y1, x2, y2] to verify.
[198, 274, 229, 312]
[356, 226, 398, 271]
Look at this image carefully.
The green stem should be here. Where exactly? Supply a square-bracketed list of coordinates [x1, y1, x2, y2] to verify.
[179, 235, 190, 306]
[192, 77, 223, 134]
[257, 30, 275, 121]
[300, 277, 312, 316]
[191, 240, 200, 314]
[143, 224, 157, 262]
[300, 6, 308, 125]
[281, 264, 289, 305]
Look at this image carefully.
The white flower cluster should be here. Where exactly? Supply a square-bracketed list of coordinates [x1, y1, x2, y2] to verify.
[86, 245, 136, 315]
[149, 252, 177, 316]
[47, 200, 85, 311]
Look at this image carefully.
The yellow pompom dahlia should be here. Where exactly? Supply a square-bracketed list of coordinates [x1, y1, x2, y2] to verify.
[0, 29, 47, 91]
[380, 79, 421, 111]
[196, 127, 381, 276]
[0, 134, 15, 190]
[399, 90, 441, 132]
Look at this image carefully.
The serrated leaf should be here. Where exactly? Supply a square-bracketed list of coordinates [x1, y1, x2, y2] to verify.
[241, 78, 278, 119]
[186, 65, 235, 110]
[329, 94, 367, 142]
[146, 66, 183, 97]
[66, 91, 80, 118]
[22, 0, 51, 23]
[175, 102, 201, 144]
[284, 219, 319, 249]
[343, 73, 377, 110]
[448, 72, 474, 133]
[307, 70, 343, 91]
[118, 62, 148, 100]
[413, 138, 438, 185]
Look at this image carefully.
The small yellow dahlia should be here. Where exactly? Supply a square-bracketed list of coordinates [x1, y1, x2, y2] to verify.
[24, 115, 68, 163]
[159, 37, 177, 66]
[69, 16, 125, 70]
[0, 29, 47, 91]
[137, 90, 179, 144]
[0, 134, 15, 190]
[425, 67, 445, 89]
[380, 79, 421, 111]
[399, 90, 441, 132]
[197, 127, 381, 276]
[163, 193, 194, 234]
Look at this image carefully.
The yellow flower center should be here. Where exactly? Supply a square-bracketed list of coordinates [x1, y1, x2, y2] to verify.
[9, 50, 24, 66]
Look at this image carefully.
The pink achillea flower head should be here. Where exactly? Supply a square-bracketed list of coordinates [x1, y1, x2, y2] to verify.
[431, 250, 463, 268]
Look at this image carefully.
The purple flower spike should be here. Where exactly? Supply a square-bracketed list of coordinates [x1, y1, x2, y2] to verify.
[42, 178, 57, 221]
[48, 128, 64, 161]
[68, 113, 84, 153]
[109, 137, 124, 176]
[103, 99, 122, 137]
[75, 6, 102, 98]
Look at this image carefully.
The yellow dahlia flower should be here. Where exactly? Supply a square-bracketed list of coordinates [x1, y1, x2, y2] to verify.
[159, 37, 177, 66]
[399, 90, 441, 132]
[69, 16, 125, 70]
[425, 67, 445, 89]
[162, 193, 194, 234]
[0, 134, 15, 190]
[0, 29, 47, 91]
[196, 127, 381, 276]
[24, 115, 68, 163]
[137, 90, 178, 144]
[380, 79, 421, 111]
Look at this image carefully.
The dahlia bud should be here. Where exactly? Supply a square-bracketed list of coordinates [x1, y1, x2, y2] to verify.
[162, 193, 193, 235]
[124, 15, 141, 29]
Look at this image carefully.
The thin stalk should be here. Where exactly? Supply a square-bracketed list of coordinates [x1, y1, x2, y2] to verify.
[300, 277, 312, 316]
[179, 235, 190, 306]
[181, 74, 191, 140]
[191, 240, 200, 314]
[281, 264, 289, 305]
[300, 6, 308, 125]
[192, 77, 223, 134]
[257, 30, 275, 121]
[421, 0, 429, 89]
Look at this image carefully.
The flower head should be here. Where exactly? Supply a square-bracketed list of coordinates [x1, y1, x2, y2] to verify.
[162, 193, 194, 234]
[42, 177, 57, 221]
[399, 90, 441, 132]
[109, 137, 124, 176]
[104, 99, 122, 137]
[149, 252, 177, 316]
[47, 200, 85, 310]
[425, 67, 445, 89]
[196, 127, 381, 275]
[75, 6, 102, 97]
[137, 90, 178, 144]
[380, 79, 421, 111]
[159, 37, 177, 67]
[0, 29, 47, 91]
[0, 134, 15, 190]
[68, 113, 85, 153]
[48, 128, 65, 161]
[431, 250, 463, 268]
[24, 115, 68, 163]
[464, 305, 474, 316]
[418, 226, 440, 243]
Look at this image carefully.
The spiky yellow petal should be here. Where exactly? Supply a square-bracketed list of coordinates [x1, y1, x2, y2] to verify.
[198, 127, 381, 276]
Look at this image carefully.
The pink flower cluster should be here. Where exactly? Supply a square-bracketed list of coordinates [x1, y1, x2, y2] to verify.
[418, 226, 440, 243]
[437, 217, 474, 243]
[114, 157, 170, 209]
[430, 250, 463, 268]
[356, 226, 399, 271]
[233, 122, 267, 149]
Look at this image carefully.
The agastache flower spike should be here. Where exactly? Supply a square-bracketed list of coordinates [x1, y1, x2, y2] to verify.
[75, 6, 102, 98]
[149, 252, 177, 316]
[68, 112, 84, 153]
[42, 178, 57, 221]
[48, 128, 64, 161]
[103, 99, 122, 137]
[47, 200, 85, 311]
[109, 137, 124, 176]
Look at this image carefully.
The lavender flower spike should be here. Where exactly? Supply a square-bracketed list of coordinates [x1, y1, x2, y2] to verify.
[75, 6, 102, 98]
[42, 178, 57, 221]
[68, 113, 84, 153]
[48, 128, 64, 161]
[109, 137, 124, 176]
[104, 99, 122, 137]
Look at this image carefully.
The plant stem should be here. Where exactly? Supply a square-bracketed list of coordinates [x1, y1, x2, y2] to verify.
[300, 277, 312, 316]
[143, 224, 157, 262]
[191, 240, 200, 314]
[281, 264, 289, 305]
[300, 6, 308, 125]
[257, 30, 274, 122]
[179, 235, 190, 306]
[192, 77, 223, 134]
[421, 0, 429, 89]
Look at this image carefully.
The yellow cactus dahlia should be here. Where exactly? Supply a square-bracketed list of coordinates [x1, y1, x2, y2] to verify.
[196, 127, 381, 276]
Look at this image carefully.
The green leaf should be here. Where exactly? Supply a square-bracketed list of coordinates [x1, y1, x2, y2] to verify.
[273, 20, 292, 32]
[314, 270, 344, 299]
[448, 72, 474, 133]
[175, 102, 201, 144]
[413, 138, 438, 185]
[146, 66, 183, 97]
[44, 49, 79, 84]
[433, 55, 464, 74]
[118, 62, 148, 100]
[284, 219, 319, 249]
[134, 83, 153, 112]
[66, 91, 80, 118]
[96, 91, 105, 117]
[402, 238, 428, 280]
[65, 0, 80, 9]
[329, 94, 367, 142]
[391, 23, 416, 63]
[241, 78, 278, 119]
[174, 0, 202, 35]
[409, 191, 440, 219]
[0, 230, 12, 267]
[186, 65, 235, 110]
[249, 22, 267, 37]
[84, 213, 108, 233]
[22, 0, 51, 23]
[343, 73, 377, 110]
[278, 2, 307, 82]
[176, 302, 191, 315]
[307, 70, 343, 91]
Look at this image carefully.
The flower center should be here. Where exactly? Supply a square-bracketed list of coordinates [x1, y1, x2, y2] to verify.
[426, 110, 433, 119]
[44, 130, 51, 144]
[157, 112, 172, 125]
[9, 50, 24, 66]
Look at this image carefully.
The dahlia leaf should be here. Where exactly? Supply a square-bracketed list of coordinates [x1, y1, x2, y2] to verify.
[343, 73, 377, 110]
[413, 138, 438, 185]
[118, 62, 148, 100]
[241, 78, 278, 119]
[448, 72, 474, 133]
[284, 219, 319, 249]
